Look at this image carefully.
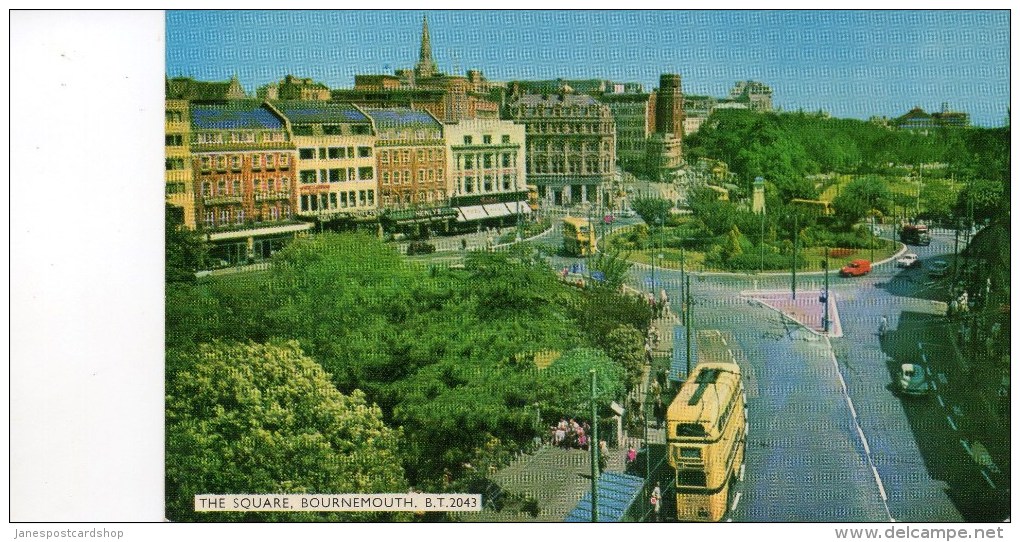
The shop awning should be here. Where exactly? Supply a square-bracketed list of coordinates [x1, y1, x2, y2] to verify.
[456, 205, 489, 222]
[482, 203, 512, 218]
[504, 201, 532, 215]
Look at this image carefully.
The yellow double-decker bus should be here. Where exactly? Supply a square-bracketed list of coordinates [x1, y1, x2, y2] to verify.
[562, 216, 595, 256]
[667, 361, 746, 521]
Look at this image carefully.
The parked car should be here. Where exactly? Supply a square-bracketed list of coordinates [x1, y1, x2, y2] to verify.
[896, 253, 920, 268]
[927, 260, 950, 277]
[898, 363, 931, 396]
[840, 259, 872, 277]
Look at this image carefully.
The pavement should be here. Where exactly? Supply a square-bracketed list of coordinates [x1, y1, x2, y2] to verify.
[740, 289, 844, 338]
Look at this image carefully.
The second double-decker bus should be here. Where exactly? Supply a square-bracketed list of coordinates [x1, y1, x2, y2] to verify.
[666, 361, 746, 521]
[562, 216, 595, 256]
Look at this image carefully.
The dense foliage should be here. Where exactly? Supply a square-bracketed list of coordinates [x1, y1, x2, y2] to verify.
[166, 234, 647, 503]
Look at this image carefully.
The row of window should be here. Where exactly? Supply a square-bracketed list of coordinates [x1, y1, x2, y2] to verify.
[204, 205, 291, 228]
[381, 170, 443, 185]
[195, 131, 286, 145]
[525, 122, 613, 135]
[456, 152, 516, 170]
[298, 146, 372, 160]
[298, 167, 374, 184]
[380, 190, 445, 206]
[527, 158, 612, 175]
[379, 148, 444, 165]
[461, 134, 512, 145]
[299, 190, 375, 212]
[527, 140, 613, 153]
[377, 130, 442, 141]
[455, 174, 517, 194]
[293, 124, 371, 136]
[199, 153, 290, 171]
[201, 177, 291, 197]
[516, 106, 606, 118]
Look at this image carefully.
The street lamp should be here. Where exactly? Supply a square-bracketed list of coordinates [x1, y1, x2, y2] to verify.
[791, 213, 799, 301]
[822, 247, 830, 333]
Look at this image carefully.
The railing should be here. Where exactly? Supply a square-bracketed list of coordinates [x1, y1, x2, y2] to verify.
[254, 192, 290, 202]
[202, 195, 242, 205]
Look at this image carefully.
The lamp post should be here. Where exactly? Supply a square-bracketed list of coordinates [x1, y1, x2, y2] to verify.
[685, 273, 693, 377]
[791, 213, 798, 301]
[589, 368, 599, 522]
[822, 247, 830, 333]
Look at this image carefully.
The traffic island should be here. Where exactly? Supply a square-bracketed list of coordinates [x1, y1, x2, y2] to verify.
[740, 289, 844, 338]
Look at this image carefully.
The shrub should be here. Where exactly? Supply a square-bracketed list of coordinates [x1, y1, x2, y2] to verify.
[407, 241, 436, 255]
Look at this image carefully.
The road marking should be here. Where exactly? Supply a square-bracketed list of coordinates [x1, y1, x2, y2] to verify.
[925, 366, 932, 377]
[981, 471, 996, 489]
[952, 405, 963, 418]
[846, 396, 858, 419]
[731, 492, 742, 511]
[857, 425, 871, 455]
[872, 465, 888, 501]
[931, 381, 938, 392]
[947, 416, 958, 431]
[739, 463, 745, 482]
[937, 395, 945, 408]
[745, 421, 749, 435]
[938, 373, 948, 384]
[961, 440, 972, 456]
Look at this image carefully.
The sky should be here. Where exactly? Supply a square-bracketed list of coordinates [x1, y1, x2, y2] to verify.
[167, 10, 1011, 127]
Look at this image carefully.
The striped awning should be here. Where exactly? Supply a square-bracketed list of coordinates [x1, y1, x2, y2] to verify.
[456, 205, 489, 222]
[482, 203, 512, 218]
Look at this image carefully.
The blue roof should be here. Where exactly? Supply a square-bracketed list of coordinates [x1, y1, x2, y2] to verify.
[271, 101, 369, 125]
[191, 103, 283, 130]
[671, 324, 697, 383]
[564, 472, 645, 522]
[366, 107, 440, 131]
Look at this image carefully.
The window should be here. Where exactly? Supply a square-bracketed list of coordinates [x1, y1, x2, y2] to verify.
[281, 178, 289, 192]
[165, 134, 183, 146]
[428, 169, 434, 181]
[416, 150, 424, 162]
[483, 135, 492, 144]
[165, 110, 184, 122]
[217, 180, 226, 195]
[464, 176, 474, 193]
[326, 147, 341, 159]
[348, 147, 355, 158]
[484, 154, 493, 168]
[232, 179, 241, 194]
[330, 193, 337, 208]
[231, 132, 254, 143]
[403, 170, 410, 184]
[200, 156, 211, 171]
[322, 125, 342, 135]
[309, 195, 318, 211]
[418, 169, 425, 182]
[197, 133, 221, 144]
[265, 154, 276, 169]
[382, 172, 390, 185]
[166, 182, 185, 195]
[401, 150, 409, 163]
[251, 154, 261, 170]
[235, 210, 244, 224]
[216, 156, 226, 170]
[300, 170, 317, 184]
[340, 192, 348, 207]
[503, 174, 511, 190]
[502, 134, 511, 144]
[299, 148, 315, 159]
[271, 206, 280, 220]
[202, 181, 211, 197]
[348, 167, 355, 180]
[502, 154, 511, 168]
[379, 150, 388, 163]
[359, 190, 366, 205]
[318, 148, 327, 160]
[293, 126, 313, 136]
[319, 169, 328, 183]
[464, 156, 474, 169]
[165, 158, 185, 171]
[677, 468, 707, 487]
[230, 155, 241, 170]
[358, 167, 373, 180]
[483, 175, 493, 192]
[352, 125, 370, 135]
[329, 169, 342, 183]
[463, 135, 473, 145]
[320, 194, 329, 210]
[358, 147, 372, 158]
[279, 154, 289, 167]
[367, 190, 374, 205]
[220, 209, 229, 224]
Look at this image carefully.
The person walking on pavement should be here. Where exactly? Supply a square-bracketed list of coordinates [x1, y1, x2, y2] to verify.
[879, 315, 888, 337]
[650, 483, 662, 521]
[598, 440, 609, 474]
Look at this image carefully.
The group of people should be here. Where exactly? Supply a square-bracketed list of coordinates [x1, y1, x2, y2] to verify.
[645, 288, 671, 318]
[550, 418, 592, 450]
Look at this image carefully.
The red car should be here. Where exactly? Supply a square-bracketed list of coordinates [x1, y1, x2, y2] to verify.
[840, 259, 872, 277]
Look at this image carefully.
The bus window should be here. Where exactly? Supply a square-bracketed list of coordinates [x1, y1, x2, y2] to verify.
[679, 447, 701, 459]
[678, 468, 707, 487]
[675, 423, 708, 438]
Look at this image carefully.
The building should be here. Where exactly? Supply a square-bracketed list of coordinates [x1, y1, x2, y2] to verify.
[600, 92, 655, 175]
[258, 75, 331, 101]
[188, 101, 308, 263]
[165, 99, 195, 228]
[444, 118, 530, 229]
[268, 101, 379, 227]
[166, 75, 247, 101]
[365, 107, 454, 234]
[728, 81, 773, 112]
[895, 104, 971, 130]
[338, 16, 501, 122]
[507, 93, 616, 207]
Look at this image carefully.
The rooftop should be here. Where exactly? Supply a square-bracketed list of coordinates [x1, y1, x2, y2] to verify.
[365, 107, 441, 131]
[190, 101, 284, 130]
[270, 101, 369, 124]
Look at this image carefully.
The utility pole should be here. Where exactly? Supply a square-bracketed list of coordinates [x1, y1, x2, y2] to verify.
[685, 274, 693, 377]
[791, 214, 798, 300]
[870, 213, 876, 263]
[590, 368, 599, 522]
[680, 243, 686, 326]
[822, 247, 830, 333]
[760, 211, 765, 274]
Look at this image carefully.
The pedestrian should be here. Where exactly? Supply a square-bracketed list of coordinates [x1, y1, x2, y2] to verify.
[645, 341, 653, 364]
[654, 396, 665, 428]
[650, 483, 662, 521]
[657, 367, 668, 389]
[626, 445, 637, 465]
[879, 315, 888, 337]
[461, 238, 467, 251]
[650, 378, 661, 400]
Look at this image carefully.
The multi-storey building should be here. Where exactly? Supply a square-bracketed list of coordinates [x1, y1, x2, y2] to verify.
[268, 101, 379, 225]
[165, 99, 195, 228]
[729, 80, 773, 112]
[895, 104, 970, 131]
[258, 75, 332, 101]
[365, 107, 453, 233]
[444, 118, 529, 228]
[189, 101, 307, 263]
[508, 93, 616, 207]
[600, 92, 654, 175]
[166, 75, 247, 101]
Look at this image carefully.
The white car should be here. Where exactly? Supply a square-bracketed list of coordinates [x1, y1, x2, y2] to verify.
[896, 253, 919, 268]
[899, 364, 930, 396]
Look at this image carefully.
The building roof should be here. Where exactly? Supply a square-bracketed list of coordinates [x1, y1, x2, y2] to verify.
[365, 107, 441, 131]
[517, 93, 599, 107]
[167, 76, 246, 100]
[270, 101, 369, 124]
[190, 102, 284, 130]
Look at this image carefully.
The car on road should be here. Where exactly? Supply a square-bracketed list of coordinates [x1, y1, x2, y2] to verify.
[896, 253, 920, 268]
[898, 363, 931, 396]
[839, 259, 872, 277]
[927, 260, 950, 277]
[619, 208, 636, 218]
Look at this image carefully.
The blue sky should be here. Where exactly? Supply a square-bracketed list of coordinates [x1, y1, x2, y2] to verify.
[166, 10, 1010, 126]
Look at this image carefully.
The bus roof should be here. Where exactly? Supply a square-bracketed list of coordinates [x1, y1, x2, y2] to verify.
[666, 362, 741, 440]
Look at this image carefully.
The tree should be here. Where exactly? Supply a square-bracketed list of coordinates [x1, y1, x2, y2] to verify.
[588, 248, 633, 291]
[831, 176, 892, 228]
[535, 348, 626, 422]
[631, 197, 673, 228]
[955, 179, 1006, 225]
[166, 341, 408, 522]
[725, 224, 744, 259]
[165, 203, 207, 283]
[604, 325, 646, 392]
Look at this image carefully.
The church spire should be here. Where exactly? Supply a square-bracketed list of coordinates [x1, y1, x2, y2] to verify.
[415, 15, 439, 78]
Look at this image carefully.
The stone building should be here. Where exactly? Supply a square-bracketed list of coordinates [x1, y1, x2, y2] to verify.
[729, 80, 773, 112]
[444, 118, 530, 229]
[507, 93, 616, 207]
[267, 101, 379, 226]
[166, 75, 247, 101]
[165, 99, 195, 228]
[258, 75, 332, 101]
[599, 92, 654, 175]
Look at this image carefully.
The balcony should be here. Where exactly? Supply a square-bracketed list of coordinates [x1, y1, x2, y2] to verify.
[254, 192, 291, 202]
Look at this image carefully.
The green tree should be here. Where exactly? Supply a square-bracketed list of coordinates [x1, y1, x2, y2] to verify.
[831, 176, 892, 228]
[165, 203, 207, 283]
[588, 248, 633, 291]
[166, 341, 408, 522]
[631, 197, 673, 227]
[535, 348, 626, 422]
[604, 325, 646, 392]
[955, 179, 1006, 225]
[726, 224, 744, 259]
